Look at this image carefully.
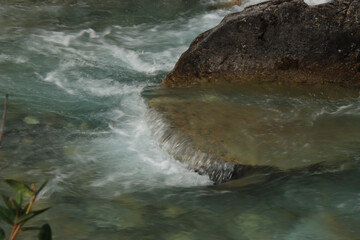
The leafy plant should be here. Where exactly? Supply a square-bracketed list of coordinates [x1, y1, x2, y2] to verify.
[0, 179, 51, 240]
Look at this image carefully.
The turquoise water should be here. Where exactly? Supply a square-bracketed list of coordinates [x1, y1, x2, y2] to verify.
[0, 0, 359, 239]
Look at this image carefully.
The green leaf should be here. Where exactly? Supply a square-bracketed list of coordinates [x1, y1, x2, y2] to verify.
[36, 180, 49, 195]
[0, 206, 15, 225]
[15, 192, 23, 207]
[21, 203, 29, 215]
[5, 180, 33, 197]
[16, 207, 50, 225]
[22, 226, 42, 231]
[0, 227, 5, 240]
[16, 212, 35, 225]
[9, 198, 20, 213]
[1, 194, 15, 212]
[38, 224, 52, 240]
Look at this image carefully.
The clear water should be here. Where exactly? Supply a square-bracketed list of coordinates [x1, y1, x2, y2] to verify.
[0, 0, 359, 239]
[144, 83, 360, 182]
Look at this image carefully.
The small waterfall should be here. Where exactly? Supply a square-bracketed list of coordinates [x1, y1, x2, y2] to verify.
[146, 108, 236, 183]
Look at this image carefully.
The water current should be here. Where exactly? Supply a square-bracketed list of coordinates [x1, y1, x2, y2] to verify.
[0, 0, 359, 239]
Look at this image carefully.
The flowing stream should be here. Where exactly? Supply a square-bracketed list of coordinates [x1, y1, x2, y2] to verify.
[0, 0, 360, 239]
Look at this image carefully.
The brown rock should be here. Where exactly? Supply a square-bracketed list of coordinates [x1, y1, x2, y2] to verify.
[163, 0, 360, 87]
[146, 83, 359, 183]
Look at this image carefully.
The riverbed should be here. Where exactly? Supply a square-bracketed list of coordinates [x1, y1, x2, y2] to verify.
[0, 0, 359, 239]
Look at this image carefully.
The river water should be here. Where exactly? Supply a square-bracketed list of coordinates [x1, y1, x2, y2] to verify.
[0, 0, 359, 239]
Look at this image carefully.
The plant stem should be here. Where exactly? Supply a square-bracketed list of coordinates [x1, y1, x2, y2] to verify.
[0, 94, 9, 149]
[26, 184, 37, 214]
[9, 185, 37, 240]
[9, 210, 19, 239]
[9, 224, 17, 239]
[9, 224, 21, 240]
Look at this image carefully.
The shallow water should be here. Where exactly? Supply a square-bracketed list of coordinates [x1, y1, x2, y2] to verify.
[145, 83, 360, 182]
[0, 0, 359, 239]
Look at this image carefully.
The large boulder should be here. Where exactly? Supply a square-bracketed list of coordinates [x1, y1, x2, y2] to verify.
[163, 0, 360, 87]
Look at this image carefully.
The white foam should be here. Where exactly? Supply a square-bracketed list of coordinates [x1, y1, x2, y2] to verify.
[106, 46, 166, 74]
[88, 96, 212, 192]
[38, 59, 145, 97]
[25, 6, 230, 80]
[304, 0, 332, 5]
[25, 7, 238, 191]
[43, 71, 74, 95]
[0, 54, 28, 63]
[333, 103, 360, 116]
[212, 0, 334, 10]
[244, 0, 332, 7]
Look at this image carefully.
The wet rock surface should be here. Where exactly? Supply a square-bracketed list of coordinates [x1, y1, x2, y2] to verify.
[163, 0, 360, 87]
[146, 83, 360, 183]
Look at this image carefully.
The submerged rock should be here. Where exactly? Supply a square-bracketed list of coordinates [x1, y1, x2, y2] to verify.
[146, 83, 360, 183]
[23, 116, 40, 125]
[163, 0, 360, 87]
